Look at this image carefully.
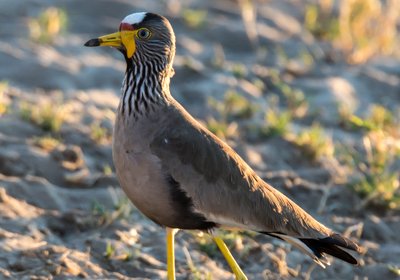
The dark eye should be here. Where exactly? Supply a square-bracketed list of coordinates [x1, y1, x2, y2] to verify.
[137, 28, 151, 39]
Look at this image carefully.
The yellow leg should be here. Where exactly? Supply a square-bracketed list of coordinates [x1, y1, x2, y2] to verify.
[166, 227, 177, 280]
[213, 236, 248, 280]
[213, 236, 247, 280]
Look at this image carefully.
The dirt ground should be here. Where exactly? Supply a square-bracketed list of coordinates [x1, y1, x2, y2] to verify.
[1, 0, 400, 279]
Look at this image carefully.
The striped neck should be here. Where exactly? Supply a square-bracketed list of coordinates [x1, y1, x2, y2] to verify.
[118, 59, 173, 118]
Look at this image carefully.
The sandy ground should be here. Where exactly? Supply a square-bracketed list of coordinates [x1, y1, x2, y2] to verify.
[1, 0, 400, 279]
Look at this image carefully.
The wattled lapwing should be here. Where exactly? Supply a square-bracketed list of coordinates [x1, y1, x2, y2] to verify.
[85, 12, 362, 279]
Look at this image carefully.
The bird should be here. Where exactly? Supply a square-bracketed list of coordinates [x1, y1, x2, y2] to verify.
[84, 12, 362, 280]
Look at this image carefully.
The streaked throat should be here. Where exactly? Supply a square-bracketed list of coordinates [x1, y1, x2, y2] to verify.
[119, 59, 171, 119]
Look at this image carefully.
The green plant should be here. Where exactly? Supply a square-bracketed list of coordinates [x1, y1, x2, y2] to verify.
[194, 231, 244, 259]
[231, 63, 248, 78]
[104, 241, 115, 259]
[92, 200, 108, 225]
[275, 46, 289, 65]
[206, 117, 238, 140]
[91, 195, 132, 227]
[0, 81, 9, 115]
[298, 48, 315, 67]
[290, 124, 334, 161]
[346, 132, 400, 209]
[259, 96, 292, 138]
[338, 0, 400, 63]
[277, 82, 308, 118]
[197, 236, 219, 259]
[304, 0, 400, 63]
[33, 135, 61, 151]
[207, 90, 257, 139]
[212, 90, 258, 120]
[182, 246, 212, 280]
[113, 196, 132, 220]
[261, 109, 291, 138]
[252, 78, 265, 92]
[182, 9, 207, 29]
[388, 264, 400, 276]
[120, 250, 133, 262]
[305, 0, 339, 41]
[267, 71, 308, 118]
[28, 7, 68, 44]
[339, 104, 396, 132]
[103, 164, 113, 176]
[268, 68, 281, 85]
[20, 101, 65, 132]
[90, 122, 111, 144]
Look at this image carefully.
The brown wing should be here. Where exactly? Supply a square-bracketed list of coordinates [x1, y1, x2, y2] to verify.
[150, 100, 361, 265]
[150, 101, 330, 238]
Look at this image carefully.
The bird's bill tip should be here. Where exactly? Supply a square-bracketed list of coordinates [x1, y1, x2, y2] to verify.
[84, 31, 122, 48]
[84, 38, 101, 47]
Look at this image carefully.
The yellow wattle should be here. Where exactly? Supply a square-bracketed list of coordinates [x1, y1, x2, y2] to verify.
[121, 31, 136, 58]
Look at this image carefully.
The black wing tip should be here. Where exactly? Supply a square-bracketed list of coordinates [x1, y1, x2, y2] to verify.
[322, 233, 364, 253]
[301, 233, 363, 265]
[84, 38, 100, 47]
[260, 231, 362, 266]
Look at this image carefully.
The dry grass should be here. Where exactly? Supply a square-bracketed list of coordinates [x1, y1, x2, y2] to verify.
[273, 81, 308, 119]
[33, 136, 62, 152]
[182, 9, 207, 29]
[206, 117, 238, 140]
[260, 95, 292, 138]
[182, 246, 212, 280]
[388, 264, 400, 276]
[28, 7, 68, 44]
[90, 122, 111, 144]
[305, 0, 400, 63]
[91, 193, 133, 228]
[103, 241, 116, 259]
[339, 104, 396, 132]
[345, 132, 400, 210]
[102, 164, 113, 176]
[231, 63, 248, 79]
[338, 103, 399, 209]
[210, 90, 258, 120]
[266, 67, 308, 118]
[289, 123, 335, 161]
[238, 0, 258, 45]
[0, 81, 9, 116]
[194, 230, 247, 259]
[207, 90, 258, 139]
[20, 100, 65, 133]
[261, 108, 292, 138]
[304, 0, 339, 41]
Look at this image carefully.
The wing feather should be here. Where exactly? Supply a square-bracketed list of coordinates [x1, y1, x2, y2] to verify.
[150, 102, 330, 238]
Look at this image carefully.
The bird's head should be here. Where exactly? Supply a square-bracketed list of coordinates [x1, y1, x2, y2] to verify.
[85, 12, 176, 69]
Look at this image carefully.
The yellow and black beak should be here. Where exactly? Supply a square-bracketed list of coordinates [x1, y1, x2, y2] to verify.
[84, 31, 137, 58]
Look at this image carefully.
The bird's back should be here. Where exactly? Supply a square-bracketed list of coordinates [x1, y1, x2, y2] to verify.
[149, 99, 330, 237]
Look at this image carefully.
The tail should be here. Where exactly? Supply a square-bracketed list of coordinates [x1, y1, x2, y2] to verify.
[266, 232, 362, 268]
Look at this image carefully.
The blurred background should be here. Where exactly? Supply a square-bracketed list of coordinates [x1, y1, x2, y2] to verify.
[0, 0, 399, 279]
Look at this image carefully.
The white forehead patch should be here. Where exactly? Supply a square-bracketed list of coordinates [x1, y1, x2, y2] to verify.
[122, 12, 147, 25]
